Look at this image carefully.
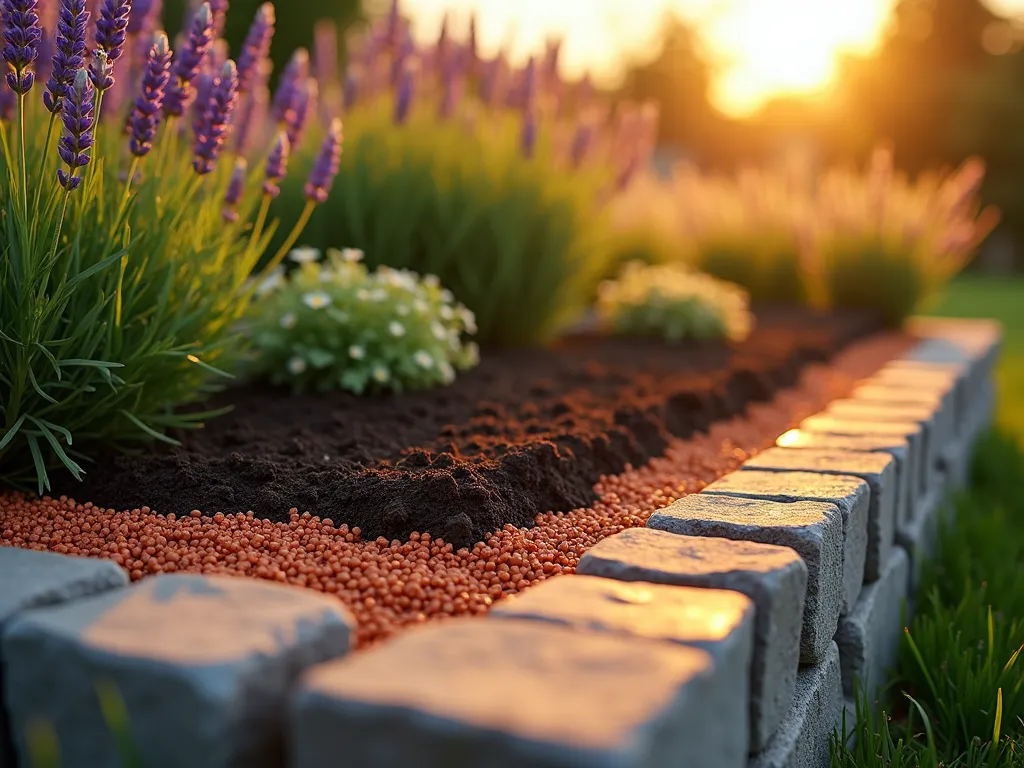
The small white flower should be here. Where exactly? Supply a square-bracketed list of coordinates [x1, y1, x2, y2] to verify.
[302, 291, 332, 310]
[439, 305, 454, 320]
[372, 365, 390, 383]
[289, 246, 321, 264]
[370, 288, 388, 302]
[440, 289, 454, 303]
[439, 361, 456, 384]
[340, 248, 364, 263]
[254, 267, 284, 296]
[348, 344, 366, 360]
[287, 356, 307, 375]
[356, 288, 371, 301]
[423, 274, 441, 289]
[396, 304, 411, 316]
[459, 307, 477, 334]
[318, 269, 335, 283]
[431, 321, 447, 340]
[388, 321, 406, 337]
[465, 341, 480, 366]
[413, 298, 430, 314]
[413, 350, 434, 369]
[279, 312, 297, 329]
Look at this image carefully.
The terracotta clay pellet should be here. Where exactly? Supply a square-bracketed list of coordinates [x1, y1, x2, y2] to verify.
[0, 333, 911, 648]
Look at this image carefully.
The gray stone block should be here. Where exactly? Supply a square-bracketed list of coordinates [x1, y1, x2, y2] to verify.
[290, 618, 747, 768]
[0, 548, 128, 768]
[741, 448, 898, 585]
[646, 495, 841, 665]
[700, 471, 868, 614]
[775, 430, 915, 532]
[868, 364, 965, 447]
[851, 382, 956, 449]
[576, 528, 806, 751]
[896, 478, 947, 594]
[3, 574, 354, 768]
[903, 317, 1002, 404]
[749, 642, 842, 768]
[799, 415, 927, 509]
[835, 547, 910, 701]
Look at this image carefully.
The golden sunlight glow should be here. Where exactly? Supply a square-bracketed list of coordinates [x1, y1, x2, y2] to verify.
[402, 0, 897, 116]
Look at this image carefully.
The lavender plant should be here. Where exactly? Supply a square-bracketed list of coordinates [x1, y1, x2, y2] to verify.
[266, 0, 659, 347]
[0, 0, 340, 492]
[245, 246, 479, 394]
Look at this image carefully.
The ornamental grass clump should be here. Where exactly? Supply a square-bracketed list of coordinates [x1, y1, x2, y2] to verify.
[597, 261, 753, 343]
[0, 0, 342, 493]
[264, 0, 661, 347]
[807, 147, 1001, 326]
[245, 246, 479, 394]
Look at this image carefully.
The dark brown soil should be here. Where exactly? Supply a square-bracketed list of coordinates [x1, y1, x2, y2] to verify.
[58, 306, 880, 548]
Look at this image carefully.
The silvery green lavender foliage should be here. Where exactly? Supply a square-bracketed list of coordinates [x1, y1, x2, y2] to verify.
[245, 246, 479, 394]
[0, 0, 341, 493]
[597, 261, 754, 343]
[265, 0, 660, 347]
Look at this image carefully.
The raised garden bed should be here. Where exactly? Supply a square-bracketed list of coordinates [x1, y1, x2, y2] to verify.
[55, 306, 880, 549]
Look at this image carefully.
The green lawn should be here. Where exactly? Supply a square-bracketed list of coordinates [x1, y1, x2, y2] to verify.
[925, 275, 1024, 440]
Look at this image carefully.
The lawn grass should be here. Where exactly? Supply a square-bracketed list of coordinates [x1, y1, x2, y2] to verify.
[833, 274, 1024, 766]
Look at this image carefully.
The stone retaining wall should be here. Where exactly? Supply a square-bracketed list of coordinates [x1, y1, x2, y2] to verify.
[0, 318, 1002, 768]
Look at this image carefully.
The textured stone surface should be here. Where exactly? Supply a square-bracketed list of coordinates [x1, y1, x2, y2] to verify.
[776, 430, 915, 531]
[647, 495, 841, 664]
[291, 618, 747, 768]
[749, 642, 842, 768]
[3, 574, 354, 768]
[799, 415, 926, 504]
[741, 449, 898, 584]
[700, 471, 868, 613]
[867, 365, 964, 458]
[835, 547, 910, 701]
[576, 528, 806, 751]
[0, 548, 129, 768]
[851, 382, 956, 448]
[896, 478, 946, 594]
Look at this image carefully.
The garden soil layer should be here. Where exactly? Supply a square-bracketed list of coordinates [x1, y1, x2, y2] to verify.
[60, 306, 879, 548]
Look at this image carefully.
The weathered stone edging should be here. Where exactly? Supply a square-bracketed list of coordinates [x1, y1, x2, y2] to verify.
[0, 318, 1001, 768]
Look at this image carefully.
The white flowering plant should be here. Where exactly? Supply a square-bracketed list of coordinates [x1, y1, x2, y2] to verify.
[597, 261, 754, 343]
[244, 247, 480, 393]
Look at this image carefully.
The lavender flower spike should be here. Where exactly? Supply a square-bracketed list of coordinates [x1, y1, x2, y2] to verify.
[262, 129, 289, 197]
[520, 108, 537, 159]
[2, 0, 42, 94]
[94, 0, 130, 64]
[57, 67, 95, 190]
[270, 46, 307, 123]
[44, 0, 88, 113]
[192, 58, 237, 174]
[236, 2, 273, 94]
[128, 30, 171, 157]
[163, 1, 213, 117]
[222, 156, 246, 222]
[304, 117, 342, 204]
[127, 0, 157, 34]
[284, 76, 315, 149]
[393, 58, 415, 125]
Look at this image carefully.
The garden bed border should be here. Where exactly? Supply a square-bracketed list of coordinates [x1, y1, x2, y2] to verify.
[0, 317, 1002, 768]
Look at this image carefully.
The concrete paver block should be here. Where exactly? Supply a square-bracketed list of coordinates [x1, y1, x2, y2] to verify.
[576, 528, 806, 751]
[3, 574, 354, 768]
[741, 449, 898, 584]
[647, 495, 842, 664]
[700, 471, 869, 614]
[290, 618, 748, 768]
[835, 547, 910, 702]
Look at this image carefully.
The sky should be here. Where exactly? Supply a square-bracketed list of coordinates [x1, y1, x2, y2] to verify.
[397, 0, 1024, 117]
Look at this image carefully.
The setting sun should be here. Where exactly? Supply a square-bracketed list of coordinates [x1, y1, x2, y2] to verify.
[401, 0, 897, 116]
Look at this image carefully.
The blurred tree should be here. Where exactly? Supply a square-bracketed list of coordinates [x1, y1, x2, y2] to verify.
[161, 0, 363, 86]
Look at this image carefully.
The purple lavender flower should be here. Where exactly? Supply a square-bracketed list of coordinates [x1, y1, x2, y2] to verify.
[233, 59, 268, 153]
[393, 57, 414, 125]
[163, 1, 213, 117]
[222, 156, 246, 222]
[569, 118, 594, 168]
[385, 0, 400, 48]
[304, 117, 342, 204]
[438, 62, 461, 120]
[284, 76, 315, 149]
[127, 30, 170, 156]
[93, 0, 130, 67]
[2, 0, 42, 94]
[57, 68, 94, 190]
[520, 56, 536, 110]
[342, 67, 358, 111]
[191, 58, 237, 174]
[236, 1, 273, 94]
[262, 129, 288, 197]
[88, 46, 111, 89]
[43, 0, 88, 113]
[208, 0, 227, 34]
[520, 108, 537, 160]
[270, 46, 306, 122]
[389, 28, 413, 87]
[127, 0, 157, 33]
[479, 54, 505, 107]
